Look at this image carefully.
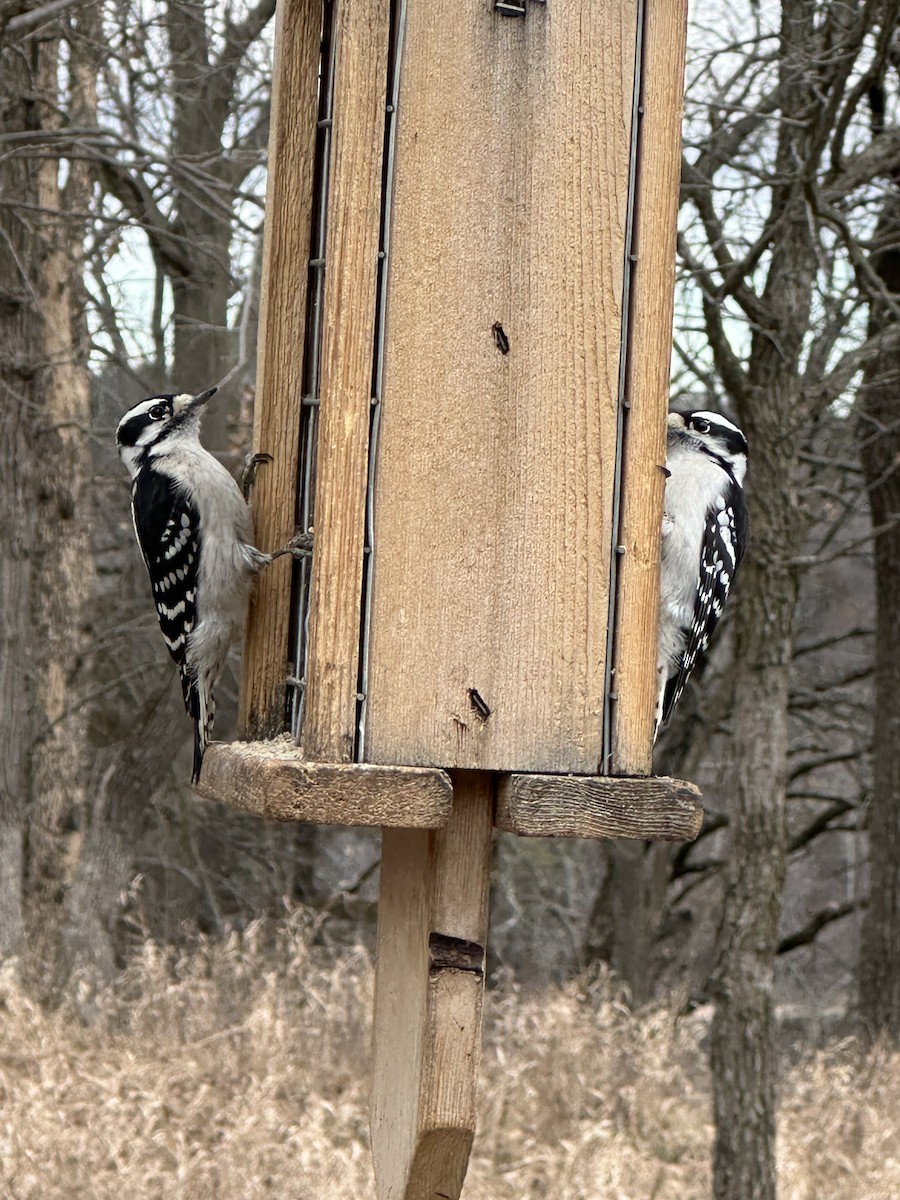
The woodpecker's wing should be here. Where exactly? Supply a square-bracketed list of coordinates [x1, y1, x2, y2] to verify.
[661, 488, 747, 726]
[131, 468, 201, 718]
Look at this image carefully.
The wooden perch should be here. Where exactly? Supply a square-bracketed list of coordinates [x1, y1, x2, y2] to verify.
[195, 739, 452, 828]
[196, 741, 702, 844]
[496, 773, 703, 841]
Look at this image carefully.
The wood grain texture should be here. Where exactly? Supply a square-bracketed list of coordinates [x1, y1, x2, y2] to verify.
[371, 773, 494, 1200]
[301, 0, 389, 762]
[610, 0, 689, 774]
[194, 738, 452, 828]
[239, 0, 320, 739]
[496, 772, 703, 841]
[364, 0, 639, 773]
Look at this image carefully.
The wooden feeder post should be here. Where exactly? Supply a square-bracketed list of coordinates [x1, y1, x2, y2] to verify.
[197, 0, 695, 1196]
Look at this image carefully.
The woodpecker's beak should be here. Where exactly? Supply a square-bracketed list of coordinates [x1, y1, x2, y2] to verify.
[666, 412, 686, 430]
[172, 388, 218, 418]
[189, 387, 218, 411]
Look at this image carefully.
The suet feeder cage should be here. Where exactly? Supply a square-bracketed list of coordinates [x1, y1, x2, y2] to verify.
[195, 0, 699, 1194]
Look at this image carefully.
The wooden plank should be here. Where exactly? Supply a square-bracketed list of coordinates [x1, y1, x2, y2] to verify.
[301, 0, 390, 762]
[610, 0, 690, 774]
[364, 0, 639, 773]
[371, 773, 493, 1200]
[194, 739, 452, 828]
[239, 0, 320, 739]
[496, 772, 703, 841]
[371, 827, 431, 1196]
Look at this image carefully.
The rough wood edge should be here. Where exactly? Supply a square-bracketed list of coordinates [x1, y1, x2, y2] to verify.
[194, 738, 452, 828]
[239, 0, 321, 738]
[609, 0, 689, 774]
[496, 772, 703, 841]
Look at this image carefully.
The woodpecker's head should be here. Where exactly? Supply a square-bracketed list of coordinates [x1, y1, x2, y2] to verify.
[667, 409, 748, 485]
[116, 388, 217, 478]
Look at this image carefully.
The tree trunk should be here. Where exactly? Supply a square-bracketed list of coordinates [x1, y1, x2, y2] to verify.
[708, 3, 821, 1191]
[47, 2, 134, 994]
[0, 8, 101, 991]
[858, 192, 900, 1042]
[20, 18, 99, 997]
[709, 549, 793, 1200]
[585, 842, 674, 1005]
[0, 15, 47, 962]
[708, 359, 802, 1196]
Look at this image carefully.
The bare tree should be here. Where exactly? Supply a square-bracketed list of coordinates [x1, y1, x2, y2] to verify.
[857, 105, 900, 1041]
[0, 3, 40, 960]
[675, 0, 899, 1193]
[89, 0, 275, 446]
[0, 2, 97, 988]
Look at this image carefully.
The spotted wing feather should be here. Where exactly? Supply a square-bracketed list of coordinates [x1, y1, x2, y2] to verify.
[661, 490, 747, 726]
[131, 469, 204, 757]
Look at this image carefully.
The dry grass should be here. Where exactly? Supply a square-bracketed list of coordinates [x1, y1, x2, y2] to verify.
[0, 914, 897, 1200]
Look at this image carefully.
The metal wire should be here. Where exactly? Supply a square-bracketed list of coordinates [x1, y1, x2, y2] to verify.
[601, 0, 647, 774]
[289, 0, 338, 740]
[354, 0, 408, 761]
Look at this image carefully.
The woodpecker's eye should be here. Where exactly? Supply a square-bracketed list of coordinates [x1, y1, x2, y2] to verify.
[692, 417, 711, 434]
[149, 403, 168, 421]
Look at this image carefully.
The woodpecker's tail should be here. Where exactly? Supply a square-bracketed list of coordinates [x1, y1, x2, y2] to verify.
[192, 720, 204, 783]
[181, 667, 215, 783]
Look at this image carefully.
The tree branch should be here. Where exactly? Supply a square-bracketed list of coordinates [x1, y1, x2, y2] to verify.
[787, 799, 859, 854]
[218, 0, 278, 74]
[677, 232, 750, 401]
[6, 0, 80, 34]
[777, 901, 856, 954]
[94, 153, 192, 279]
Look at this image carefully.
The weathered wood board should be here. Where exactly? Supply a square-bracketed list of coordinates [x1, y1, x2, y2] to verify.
[196, 738, 452, 828]
[302, 0, 391, 762]
[239, 0, 320, 739]
[496, 771, 702, 841]
[364, 0, 640, 773]
[609, 0, 689, 773]
[196, 742, 703, 842]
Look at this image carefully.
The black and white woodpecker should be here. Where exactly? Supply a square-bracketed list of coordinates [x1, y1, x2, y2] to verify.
[656, 409, 749, 735]
[116, 388, 301, 782]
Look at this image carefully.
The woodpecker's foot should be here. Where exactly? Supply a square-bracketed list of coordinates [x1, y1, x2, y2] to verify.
[240, 451, 273, 501]
[270, 529, 314, 561]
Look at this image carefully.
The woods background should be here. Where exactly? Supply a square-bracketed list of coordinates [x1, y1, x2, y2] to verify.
[1, 1, 899, 1197]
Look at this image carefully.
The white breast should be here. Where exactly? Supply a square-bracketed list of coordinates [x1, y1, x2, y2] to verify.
[659, 443, 728, 669]
[152, 440, 259, 673]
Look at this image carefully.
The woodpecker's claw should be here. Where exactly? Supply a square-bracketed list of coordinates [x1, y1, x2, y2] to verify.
[270, 529, 314, 561]
[240, 451, 273, 501]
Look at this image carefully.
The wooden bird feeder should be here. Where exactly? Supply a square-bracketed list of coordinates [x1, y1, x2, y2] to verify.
[195, 0, 696, 1194]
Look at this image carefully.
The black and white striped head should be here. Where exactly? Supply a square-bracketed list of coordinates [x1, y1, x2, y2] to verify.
[667, 410, 748, 486]
[116, 387, 217, 478]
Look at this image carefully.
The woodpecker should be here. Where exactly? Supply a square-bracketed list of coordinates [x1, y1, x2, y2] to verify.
[657, 409, 748, 734]
[116, 388, 302, 781]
